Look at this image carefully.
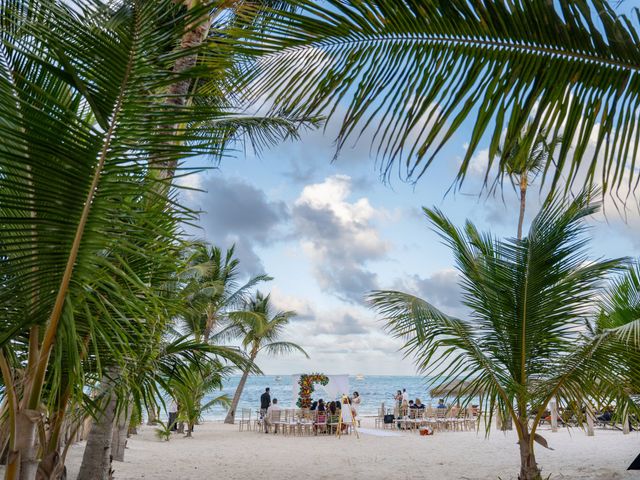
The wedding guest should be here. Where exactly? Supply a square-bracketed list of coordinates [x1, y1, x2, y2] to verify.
[394, 390, 403, 410]
[168, 397, 178, 431]
[265, 398, 281, 434]
[402, 388, 409, 403]
[260, 387, 271, 416]
[352, 391, 361, 427]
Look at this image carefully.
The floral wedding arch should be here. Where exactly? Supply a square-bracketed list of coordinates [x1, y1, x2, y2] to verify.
[296, 373, 329, 408]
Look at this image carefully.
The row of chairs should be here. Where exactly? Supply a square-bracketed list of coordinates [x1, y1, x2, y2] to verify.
[375, 405, 480, 432]
[238, 408, 353, 436]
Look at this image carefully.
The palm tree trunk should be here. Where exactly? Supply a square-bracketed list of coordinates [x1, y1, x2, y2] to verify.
[15, 411, 38, 480]
[156, 0, 212, 181]
[110, 401, 131, 462]
[224, 353, 255, 425]
[202, 312, 216, 344]
[518, 432, 542, 480]
[76, 370, 119, 480]
[146, 406, 158, 426]
[517, 175, 527, 240]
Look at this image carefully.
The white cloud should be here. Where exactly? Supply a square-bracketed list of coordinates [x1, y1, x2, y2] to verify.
[269, 286, 315, 321]
[292, 175, 389, 303]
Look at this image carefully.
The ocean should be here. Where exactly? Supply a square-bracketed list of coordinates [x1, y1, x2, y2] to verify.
[202, 375, 442, 420]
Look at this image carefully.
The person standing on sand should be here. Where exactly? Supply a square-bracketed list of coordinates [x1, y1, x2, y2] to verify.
[260, 387, 271, 417]
[168, 398, 178, 431]
[394, 390, 402, 409]
[352, 391, 361, 427]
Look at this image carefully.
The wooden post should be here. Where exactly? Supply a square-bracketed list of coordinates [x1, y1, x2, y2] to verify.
[586, 404, 594, 437]
[550, 400, 558, 432]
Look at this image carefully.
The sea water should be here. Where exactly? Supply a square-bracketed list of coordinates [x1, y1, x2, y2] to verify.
[202, 375, 442, 420]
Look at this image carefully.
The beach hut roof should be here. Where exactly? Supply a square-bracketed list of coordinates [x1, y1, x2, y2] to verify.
[429, 380, 482, 398]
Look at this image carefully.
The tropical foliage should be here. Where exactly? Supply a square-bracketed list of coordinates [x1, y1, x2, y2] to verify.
[593, 263, 640, 400]
[237, 0, 640, 199]
[0, 0, 307, 478]
[5, 0, 640, 478]
[221, 291, 308, 424]
[369, 191, 640, 480]
[179, 243, 270, 343]
[169, 361, 232, 438]
[492, 126, 562, 239]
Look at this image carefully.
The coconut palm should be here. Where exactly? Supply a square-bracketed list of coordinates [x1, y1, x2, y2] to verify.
[239, 0, 640, 198]
[169, 360, 232, 437]
[368, 191, 640, 480]
[221, 291, 308, 424]
[180, 243, 271, 343]
[493, 127, 562, 239]
[0, 1, 309, 478]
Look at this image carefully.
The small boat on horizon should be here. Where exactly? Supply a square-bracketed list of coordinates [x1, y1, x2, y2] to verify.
[275, 375, 282, 382]
[355, 373, 365, 381]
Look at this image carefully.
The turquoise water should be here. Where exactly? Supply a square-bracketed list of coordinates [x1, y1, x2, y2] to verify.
[202, 375, 441, 420]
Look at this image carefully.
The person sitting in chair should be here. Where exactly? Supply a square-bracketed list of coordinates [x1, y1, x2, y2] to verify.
[265, 398, 281, 434]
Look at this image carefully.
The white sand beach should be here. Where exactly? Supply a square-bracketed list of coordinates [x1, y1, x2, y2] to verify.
[59, 419, 639, 480]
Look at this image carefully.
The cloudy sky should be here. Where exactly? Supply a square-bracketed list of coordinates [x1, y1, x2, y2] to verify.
[178, 104, 640, 376]
[180, 3, 640, 375]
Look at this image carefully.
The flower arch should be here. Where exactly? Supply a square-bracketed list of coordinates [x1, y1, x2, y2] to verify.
[296, 373, 329, 408]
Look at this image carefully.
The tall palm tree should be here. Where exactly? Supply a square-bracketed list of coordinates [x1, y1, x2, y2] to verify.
[180, 243, 271, 343]
[494, 127, 562, 239]
[0, 1, 308, 478]
[239, 0, 640, 199]
[221, 291, 308, 424]
[368, 191, 640, 480]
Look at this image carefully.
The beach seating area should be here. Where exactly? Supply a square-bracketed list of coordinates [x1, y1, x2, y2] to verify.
[236, 403, 484, 436]
[238, 408, 357, 435]
[377, 404, 479, 432]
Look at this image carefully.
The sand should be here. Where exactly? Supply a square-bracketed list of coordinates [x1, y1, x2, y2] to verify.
[53, 419, 639, 480]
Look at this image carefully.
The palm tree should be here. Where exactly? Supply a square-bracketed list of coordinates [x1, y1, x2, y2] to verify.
[368, 191, 640, 480]
[592, 263, 640, 427]
[169, 360, 232, 437]
[596, 262, 640, 346]
[221, 291, 308, 424]
[239, 0, 640, 198]
[0, 1, 308, 478]
[494, 127, 562, 239]
[180, 243, 271, 343]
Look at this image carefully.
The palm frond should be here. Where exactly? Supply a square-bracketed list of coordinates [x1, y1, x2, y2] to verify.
[235, 0, 640, 197]
[259, 341, 309, 358]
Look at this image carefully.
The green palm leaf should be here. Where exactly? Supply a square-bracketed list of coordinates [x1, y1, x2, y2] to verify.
[237, 0, 640, 196]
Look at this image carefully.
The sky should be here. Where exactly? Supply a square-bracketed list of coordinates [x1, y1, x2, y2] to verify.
[179, 1, 640, 376]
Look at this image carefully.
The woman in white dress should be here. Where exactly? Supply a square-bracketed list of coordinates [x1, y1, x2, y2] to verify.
[351, 391, 361, 427]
